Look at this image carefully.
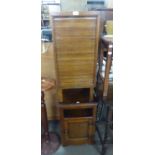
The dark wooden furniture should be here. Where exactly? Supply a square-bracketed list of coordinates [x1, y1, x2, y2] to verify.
[41, 78, 60, 154]
[96, 35, 113, 155]
[97, 35, 113, 103]
[51, 12, 100, 146]
[59, 103, 97, 145]
[41, 78, 56, 142]
[51, 12, 100, 102]
[101, 36, 113, 100]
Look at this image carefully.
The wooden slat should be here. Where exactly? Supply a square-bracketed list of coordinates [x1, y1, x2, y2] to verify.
[58, 102, 96, 109]
[57, 52, 95, 58]
[57, 52, 94, 60]
[54, 27, 96, 37]
[60, 79, 94, 88]
[56, 49, 94, 55]
[60, 78, 93, 84]
[53, 17, 97, 28]
[55, 37, 96, 50]
[57, 59, 94, 66]
[57, 66, 94, 73]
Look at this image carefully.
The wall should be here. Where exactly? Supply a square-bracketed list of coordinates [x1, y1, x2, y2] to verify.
[105, 0, 113, 8]
[60, 0, 88, 11]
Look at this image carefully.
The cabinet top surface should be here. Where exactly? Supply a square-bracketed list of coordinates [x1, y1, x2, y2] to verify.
[51, 11, 100, 17]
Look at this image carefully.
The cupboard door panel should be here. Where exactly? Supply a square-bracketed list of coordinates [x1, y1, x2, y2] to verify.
[63, 118, 94, 145]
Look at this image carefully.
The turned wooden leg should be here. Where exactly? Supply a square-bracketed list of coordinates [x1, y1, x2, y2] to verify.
[41, 91, 50, 143]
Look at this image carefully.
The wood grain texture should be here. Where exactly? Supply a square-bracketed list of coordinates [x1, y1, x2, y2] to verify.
[52, 12, 100, 102]
[59, 103, 97, 145]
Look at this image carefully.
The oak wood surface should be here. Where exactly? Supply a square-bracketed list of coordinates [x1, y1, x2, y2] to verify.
[59, 103, 97, 145]
[58, 102, 97, 109]
[52, 12, 100, 102]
